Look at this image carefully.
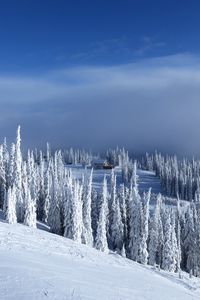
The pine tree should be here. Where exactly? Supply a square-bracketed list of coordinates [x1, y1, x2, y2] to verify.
[23, 162, 37, 228]
[48, 160, 61, 234]
[8, 143, 15, 187]
[170, 212, 178, 272]
[14, 126, 24, 222]
[64, 178, 83, 242]
[128, 182, 141, 261]
[109, 170, 117, 249]
[148, 193, 163, 266]
[162, 210, 177, 272]
[0, 145, 6, 209]
[72, 179, 83, 242]
[184, 204, 197, 275]
[5, 186, 17, 224]
[176, 196, 182, 272]
[110, 196, 124, 253]
[24, 188, 37, 228]
[95, 176, 109, 253]
[138, 189, 151, 264]
[82, 169, 93, 246]
[37, 151, 45, 221]
[119, 184, 127, 249]
[43, 161, 51, 223]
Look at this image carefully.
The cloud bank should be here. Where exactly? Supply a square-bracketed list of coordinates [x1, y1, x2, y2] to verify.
[1, 53, 200, 156]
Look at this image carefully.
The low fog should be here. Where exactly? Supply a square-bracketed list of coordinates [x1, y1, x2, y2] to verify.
[1, 53, 200, 156]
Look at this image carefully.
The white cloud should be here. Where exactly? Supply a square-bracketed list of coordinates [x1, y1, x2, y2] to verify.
[0, 53, 200, 155]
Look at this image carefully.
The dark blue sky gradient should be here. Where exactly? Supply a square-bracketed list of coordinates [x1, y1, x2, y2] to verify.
[0, 0, 199, 73]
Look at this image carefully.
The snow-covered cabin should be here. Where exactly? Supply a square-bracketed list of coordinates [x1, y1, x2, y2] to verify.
[92, 159, 113, 169]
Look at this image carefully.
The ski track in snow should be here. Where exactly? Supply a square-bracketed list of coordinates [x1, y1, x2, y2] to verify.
[0, 218, 200, 300]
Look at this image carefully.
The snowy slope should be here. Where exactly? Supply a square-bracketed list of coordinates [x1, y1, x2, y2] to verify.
[68, 165, 161, 194]
[137, 169, 161, 194]
[0, 218, 200, 300]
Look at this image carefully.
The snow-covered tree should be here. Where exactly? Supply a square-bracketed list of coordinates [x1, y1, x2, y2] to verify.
[148, 193, 163, 266]
[128, 182, 141, 261]
[24, 188, 37, 228]
[43, 160, 52, 223]
[138, 189, 151, 265]
[119, 183, 127, 248]
[48, 160, 61, 234]
[95, 176, 109, 253]
[176, 196, 182, 272]
[23, 162, 37, 228]
[5, 186, 17, 224]
[37, 151, 45, 221]
[64, 178, 83, 242]
[110, 196, 124, 253]
[183, 203, 198, 275]
[82, 169, 93, 246]
[162, 210, 177, 272]
[14, 126, 24, 222]
[109, 169, 117, 248]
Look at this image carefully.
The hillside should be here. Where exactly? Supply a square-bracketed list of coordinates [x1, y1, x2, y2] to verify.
[68, 164, 161, 194]
[0, 216, 199, 300]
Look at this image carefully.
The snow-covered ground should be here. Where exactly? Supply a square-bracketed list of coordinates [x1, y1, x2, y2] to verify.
[137, 169, 161, 194]
[67, 165, 161, 195]
[0, 216, 200, 300]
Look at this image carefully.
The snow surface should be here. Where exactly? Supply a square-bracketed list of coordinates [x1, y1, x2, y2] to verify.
[0, 216, 200, 300]
[67, 165, 161, 195]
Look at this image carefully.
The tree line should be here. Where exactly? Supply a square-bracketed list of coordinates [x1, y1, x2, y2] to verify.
[142, 152, 200, 201]
[1, 128, 200, 277]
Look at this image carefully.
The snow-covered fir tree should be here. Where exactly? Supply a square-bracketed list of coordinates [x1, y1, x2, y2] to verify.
[23, 162, 37, 228]
[110, 196, 124, 253]
[95, 176, 109, 253]
[14, 126, 24, 222]
[148, 193, 163, 266]
[4, 186, 17, 224]
[162, 209, 177, 272]
[127, 181, 141, 261]
[138, 189, 151, 265]
[48, 159, 61, 234]
[64, 178, 83, 242]
[1, 127, 200, 277]
[82, 169, 93, 246]
[24, 188, 37, 228]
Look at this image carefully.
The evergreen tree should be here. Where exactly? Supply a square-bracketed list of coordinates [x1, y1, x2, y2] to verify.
[14, 126, 24, 222]
[5, 186, 17, 224]
[110, 196, 124, 253]
[24, 188, 37, 228]
[162, 210, 177, 272]
[43, 161, 51, 223]
[119, 184, 127, 249]
[48, 161, 61, 234]
[148, 193, 163, 266]
[82, 169, 93, 246]
[128, 182, 141, 261]
[64, 178, 83, 242]
[95, 176, 109, 253]
[138, 189, 151, 264]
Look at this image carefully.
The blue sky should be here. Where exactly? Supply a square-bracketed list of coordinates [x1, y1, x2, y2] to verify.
[1, 1, 200, 155]
[1, 0, 199, 72]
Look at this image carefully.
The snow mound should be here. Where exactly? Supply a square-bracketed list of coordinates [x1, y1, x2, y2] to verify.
[0, 219, 200, 300]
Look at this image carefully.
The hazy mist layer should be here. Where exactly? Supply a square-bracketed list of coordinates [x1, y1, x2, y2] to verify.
[0, 54, 200, 156]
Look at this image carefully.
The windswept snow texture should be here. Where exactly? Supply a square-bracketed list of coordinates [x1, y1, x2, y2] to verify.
[0, 218, 199, 300]
[67, 165, 162, 194]
[137, 169, 161, 194]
